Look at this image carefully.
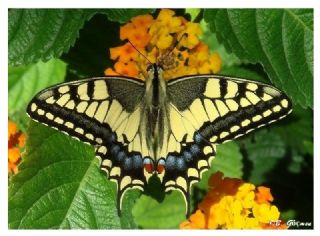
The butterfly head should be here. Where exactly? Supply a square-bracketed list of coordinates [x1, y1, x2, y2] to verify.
[146, 64, 163, 78]
[145, 63, 165, 91]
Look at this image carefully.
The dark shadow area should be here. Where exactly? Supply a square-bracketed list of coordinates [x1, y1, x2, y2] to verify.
[62, 14, 122, 78]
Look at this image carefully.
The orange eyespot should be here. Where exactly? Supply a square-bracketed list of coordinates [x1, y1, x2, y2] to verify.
[156, 159, 165, 174]
[143, 157, 154, 173]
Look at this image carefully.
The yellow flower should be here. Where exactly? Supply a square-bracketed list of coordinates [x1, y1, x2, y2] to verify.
[208, 52, 222, 74]
[180, 171, 287, 229]
[179, 22, 202, 49]
[105, 9, 222, 80]
[152, 9, 183, 34]
[8, 120, 25, 175]
[253, 203, 280, 223]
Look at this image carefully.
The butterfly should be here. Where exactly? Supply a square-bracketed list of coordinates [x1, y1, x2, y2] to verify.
[27, 63, 292, 217]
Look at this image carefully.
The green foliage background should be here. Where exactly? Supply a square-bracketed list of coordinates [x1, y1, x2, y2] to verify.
[8, 9, 313, 229]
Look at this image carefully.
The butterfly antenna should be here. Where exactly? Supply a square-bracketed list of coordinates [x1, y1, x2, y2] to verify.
[128, 40, 152, 65]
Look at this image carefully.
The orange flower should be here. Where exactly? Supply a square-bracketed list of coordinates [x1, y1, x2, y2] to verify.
[121, 15, 154, 44]
[180, 172, 287, 229]
[120, 17, 152, 49]
[105, 9, 222, 81]
[181, 210, 206, 229]
[113, 61, 139, 77]
[109, 42, 139, 63]
[131, 15, 154, 29]
[8, 120, 25, 175]
[255, 186, 274, 204]
[8, 120, 17, 140]
[8, 147, 21, 163]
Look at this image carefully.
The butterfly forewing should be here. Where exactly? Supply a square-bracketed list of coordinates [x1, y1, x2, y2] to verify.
[27, 76, 151, 214]
[167, 75, 292, 144]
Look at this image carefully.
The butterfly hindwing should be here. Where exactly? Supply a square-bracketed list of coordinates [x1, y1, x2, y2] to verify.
[163, 75, 292, 215]
[27, 77, 150, 214]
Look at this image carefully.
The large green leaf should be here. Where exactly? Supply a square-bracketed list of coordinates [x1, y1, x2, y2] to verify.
[8, 9, 94, 66]
[204, 9, 313, 108]
[8, 122, 138, 229]
[221, 64, 269, 83]
[8, 9, 155, 67]
[8, 59, 66, 131]
[201, 23, 241, 68]
[132, 190, 185, 229]
[242, 130, 286, 185]
[273, 106, 313, 156]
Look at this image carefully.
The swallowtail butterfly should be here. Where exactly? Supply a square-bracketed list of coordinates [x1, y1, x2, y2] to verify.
[27, 64, 292, 216]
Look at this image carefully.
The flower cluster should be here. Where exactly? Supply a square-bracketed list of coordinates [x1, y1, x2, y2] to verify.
[105, 9, 222, 80]
[8, 120, 25, 175]
[180, 172, 287, 229]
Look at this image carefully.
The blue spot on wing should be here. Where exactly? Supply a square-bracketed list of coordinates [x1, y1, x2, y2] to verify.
[111, 145, 120, 156]
[194, 133, 202, 144]
[116, 151, 126, 162]
[183, 151, 193, 162]
[132, 155, 143, 169]
[176, 157, 186, 171]
[165, 155, 176, 171]
[123, 157, 132, 170]
[190, 144, 200, 155]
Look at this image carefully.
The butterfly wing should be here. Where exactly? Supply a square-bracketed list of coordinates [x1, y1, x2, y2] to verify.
[162, 75, 292, 216]
[27, 76, 151, 214]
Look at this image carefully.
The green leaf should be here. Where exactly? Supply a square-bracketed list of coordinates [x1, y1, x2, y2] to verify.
[221, 64, 269, 83]
[201, 25, 241, 68]
[273, 106, 313, 156]
[185, 9, 201, 21]
[196, 142, 243, 190]
[119, 190, 140, 229]
[204, 9, 313, 108]
[303, 140, 313, 156]
[8, 59, 66, 131]
[8, 9, 155, 67]
[242, 130, 286, 185]
[9, 122, 138, 229]
[100, 9, 155, 23]
[132, 190, 185, 229]
[9, 9, 94, 66]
